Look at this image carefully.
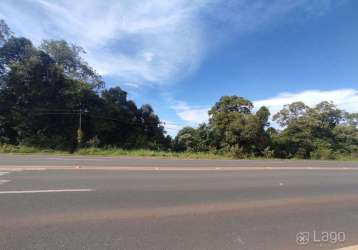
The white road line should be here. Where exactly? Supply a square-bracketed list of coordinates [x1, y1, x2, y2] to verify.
[0, 168, 46, 171]
[0, 189, 94, 194]
[0, 172, 9, 176]
[1, 166, 358, 171]
[0, 180, 10, 185]
[335, 245, 358, 250]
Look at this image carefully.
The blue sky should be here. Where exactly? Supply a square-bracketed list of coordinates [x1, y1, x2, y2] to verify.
[1, 0, 357, 136]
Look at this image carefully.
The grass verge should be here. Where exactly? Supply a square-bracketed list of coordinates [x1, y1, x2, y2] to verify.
[1, 144, 357, 161]
[0, 144, 233, 160]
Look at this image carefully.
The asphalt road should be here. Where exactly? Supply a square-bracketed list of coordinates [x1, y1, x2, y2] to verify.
[1, 154, 358, 168]
[1, 155, 358, 250]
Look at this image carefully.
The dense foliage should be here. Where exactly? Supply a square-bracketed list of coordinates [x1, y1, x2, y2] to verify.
[174, 97, 358, 159]
[0, 21, 169, 151]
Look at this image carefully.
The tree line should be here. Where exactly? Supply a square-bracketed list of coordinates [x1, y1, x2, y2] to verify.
[0, 20, 170, 151]
[1, 20, 357, 159]
[174, 96, 358, 159]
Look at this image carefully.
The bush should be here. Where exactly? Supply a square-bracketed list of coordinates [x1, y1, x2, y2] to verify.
[229, 145, 248, 159]
[20, 135, 74, 151]
[311, 148, 337, 160]
[263, 146, 274, 158]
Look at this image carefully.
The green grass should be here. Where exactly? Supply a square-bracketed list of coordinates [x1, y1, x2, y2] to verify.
[0, 144, 67, 155]
[0, 144, 233, 160]
[1, 144, 357, 161]
[76, 147, 233, 159]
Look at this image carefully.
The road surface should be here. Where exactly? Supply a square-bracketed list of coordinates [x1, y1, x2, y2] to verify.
[0, 155, 358, 250]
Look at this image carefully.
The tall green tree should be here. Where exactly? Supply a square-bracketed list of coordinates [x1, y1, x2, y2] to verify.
[40, 40, 103, 89]
[272, 101, 357, 159]
[208, 96, 270, 156]
[0, 20, 169, 151]
[0, 37, 80, 149]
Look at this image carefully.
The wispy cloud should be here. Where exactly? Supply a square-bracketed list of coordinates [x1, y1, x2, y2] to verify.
[0, 0, 207, 85]
[122, 82, 140, 89]
[0, 0, 342, 86]
[254, 89, 358, 116]
[159, 99, 209, 136]
[170, 101, 209, 125]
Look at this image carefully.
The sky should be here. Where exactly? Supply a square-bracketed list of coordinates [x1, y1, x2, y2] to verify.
[1, 0, 357, 136]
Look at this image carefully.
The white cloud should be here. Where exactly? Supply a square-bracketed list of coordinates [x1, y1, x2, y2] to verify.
[177, 109, 209, 124]
[0, 0, 207, 85]
[170, 101, 209, 125]
[122, 82, 140, 89]
[254, 89, 358, 117]
[162, 120, 185, 137]
[142, 52, 155, 62]
[0, 0, 342, 86]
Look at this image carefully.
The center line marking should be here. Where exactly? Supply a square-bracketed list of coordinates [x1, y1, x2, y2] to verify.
[0, 180, 10, 184]
[0, 189, 94, 194]
[335, 245, 358, 250]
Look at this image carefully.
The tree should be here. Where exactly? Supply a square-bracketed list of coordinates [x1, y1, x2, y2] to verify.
[0, 20, 169, 151]
[0, 37, 34, 80]
[40, 40, 103, 89]
[0, 20, 12, 45]
[175, 127, 199, 151]
[174, 123, 212, 152]
[272, 101, 309, 127]
[209, 95, 253, 116]
[271, 101, 356, 159]
[256, 106, 270, 127]
[333, 125, 358, 155]
[0, 37, 80, 149]
[311, 101, 342, 128]
[207, 96, 270, 156]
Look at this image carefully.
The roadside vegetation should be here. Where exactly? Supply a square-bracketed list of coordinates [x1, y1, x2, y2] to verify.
[1, 144, 357, 161]
[0, 144, 233, 160]
[1, 20, 357, 160]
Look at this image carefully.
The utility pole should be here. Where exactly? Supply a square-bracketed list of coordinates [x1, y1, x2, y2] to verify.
[77, 108, 84, 146]
[79, 108, 82, 131]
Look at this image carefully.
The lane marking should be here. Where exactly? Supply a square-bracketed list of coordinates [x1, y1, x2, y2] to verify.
[0, 168, 45, 171]
[335, 245, 358, 250]
[0, 189, 94, 194]
[0, 180, 11, 185]
[0, 172, 9, 176]
[1, 166, 358, 171]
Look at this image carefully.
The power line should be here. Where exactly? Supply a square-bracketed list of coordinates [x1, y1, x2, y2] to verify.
[33, 112, 78, 115]
[8, 107, 168, 128]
